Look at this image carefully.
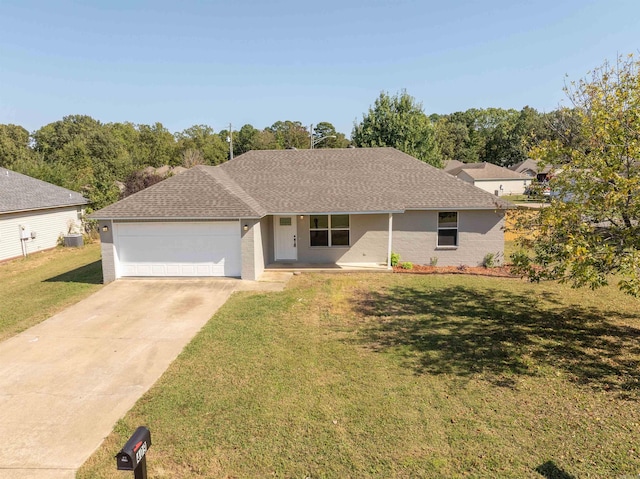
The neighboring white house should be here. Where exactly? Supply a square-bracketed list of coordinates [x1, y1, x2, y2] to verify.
[0, 168, 88, 261]
[445, 162, 531, 196]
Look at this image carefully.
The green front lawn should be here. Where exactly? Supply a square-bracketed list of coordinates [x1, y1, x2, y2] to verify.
[0, 243, 103, 341]
[501, 194, 547, 203]
[79, 272, 640, 478]
[501, 194, 530, 202]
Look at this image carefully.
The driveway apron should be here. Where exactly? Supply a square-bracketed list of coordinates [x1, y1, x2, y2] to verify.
[0, 278, 251, 478]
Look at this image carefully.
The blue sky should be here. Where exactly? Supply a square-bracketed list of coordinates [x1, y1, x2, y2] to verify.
[1, 0, 638, 137]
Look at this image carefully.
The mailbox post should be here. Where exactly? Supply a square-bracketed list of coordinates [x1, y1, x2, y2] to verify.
[116, 426, 152, 479]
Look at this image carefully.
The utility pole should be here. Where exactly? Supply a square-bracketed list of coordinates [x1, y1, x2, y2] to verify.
[228, 123, 233, 160]
[310, 124, 313, 149]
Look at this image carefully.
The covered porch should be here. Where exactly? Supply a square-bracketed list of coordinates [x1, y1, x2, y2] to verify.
[261, 212, 395, 269]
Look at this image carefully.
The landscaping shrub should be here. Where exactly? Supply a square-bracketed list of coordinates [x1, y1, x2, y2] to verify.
[483, 252, 496, 268]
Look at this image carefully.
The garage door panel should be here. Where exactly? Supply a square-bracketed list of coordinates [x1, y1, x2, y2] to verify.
[166, 264, 181, 275]
[115, 222, 241, 277]
[118, 236, 236, 264]
[121, 264, 139, 276]
[117, 221, 238, 236]
[152, 264, 167, 275]
[195, 264, 211, 275]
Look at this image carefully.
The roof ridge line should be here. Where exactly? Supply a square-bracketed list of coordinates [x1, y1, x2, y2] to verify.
[200, 166, 266, 217]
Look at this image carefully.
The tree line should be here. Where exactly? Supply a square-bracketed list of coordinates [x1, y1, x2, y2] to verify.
[0, 118, 349, 209]
[0, 93, 584, 210]
[353, 90, 585, 168]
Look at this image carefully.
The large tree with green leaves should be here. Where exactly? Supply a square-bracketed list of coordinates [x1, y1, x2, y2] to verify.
[175, 124, 228, 165]
[266, 121, 309, 150]
[137, 122, 176, 167]
[352, 90, 440, 166]
[312, 122, 349, 149]
[233, 124, 261, 156]
[483, 106, 546, 166]
[31, 115, 123, 207]
[0, 124, 32, 168]
[512, 54, 640, 296]
[432, 107, 550, 167]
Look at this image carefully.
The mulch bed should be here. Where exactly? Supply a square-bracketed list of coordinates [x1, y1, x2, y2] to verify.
[393, 264, 517, 278]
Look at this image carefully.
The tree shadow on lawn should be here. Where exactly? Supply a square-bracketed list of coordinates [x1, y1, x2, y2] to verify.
[353, 284, 640, 398]
[535, 460, 576, 479]
[44, 261, 103, 285]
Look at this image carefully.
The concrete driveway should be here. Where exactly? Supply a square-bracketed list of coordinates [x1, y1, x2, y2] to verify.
[0, 276, 289, 478]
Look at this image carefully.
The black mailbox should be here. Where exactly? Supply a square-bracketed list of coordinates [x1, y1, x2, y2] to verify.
[116, 426, 152, 473]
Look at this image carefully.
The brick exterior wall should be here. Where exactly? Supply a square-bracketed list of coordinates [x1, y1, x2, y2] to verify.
[392, 210, 505, 266]
[260, 216, 272, 265]
[241, 218, 264, 280]
[98, 220, 116, 283]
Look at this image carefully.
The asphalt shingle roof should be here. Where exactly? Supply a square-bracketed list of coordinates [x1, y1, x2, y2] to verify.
[0, 167, 88, 214]
[443, 159, 464, 172]
[509, 158, 552, 175]
[447, 162, 528, 180]
[90, 148, 510, 220]
[90, 166, 266, 219]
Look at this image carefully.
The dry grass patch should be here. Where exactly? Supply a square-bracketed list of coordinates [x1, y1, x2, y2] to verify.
[79, 273, 640, 478]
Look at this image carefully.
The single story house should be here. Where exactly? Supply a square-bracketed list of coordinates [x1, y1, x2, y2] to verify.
[445, 162, 531, 196]
[89, 148, 510, 282]
[0, 167, 88, 261]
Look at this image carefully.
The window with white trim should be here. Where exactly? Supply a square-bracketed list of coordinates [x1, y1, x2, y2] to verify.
[310, 214, 350, 247]
[437, 212, 458, 247]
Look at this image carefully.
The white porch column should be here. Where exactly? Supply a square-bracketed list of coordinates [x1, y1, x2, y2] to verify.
[387, 213, 393, 269]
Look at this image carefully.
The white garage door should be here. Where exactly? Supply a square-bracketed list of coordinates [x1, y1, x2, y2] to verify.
[115, 221, 241, 277]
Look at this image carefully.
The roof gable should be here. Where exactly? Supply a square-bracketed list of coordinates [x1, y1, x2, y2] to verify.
[510, 158, 552, 175]
[90, 166, 265, 219]
[0, 168, 88, 214]
[443, 159, 464, 172]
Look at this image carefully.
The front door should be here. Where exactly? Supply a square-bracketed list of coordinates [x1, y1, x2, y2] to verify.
[274, 216, 297, 261]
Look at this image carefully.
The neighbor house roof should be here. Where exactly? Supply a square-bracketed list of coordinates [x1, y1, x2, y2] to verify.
[90, 148, 510, 220]
[509, 158, 552, 175]
[447, 162, 529, 180]
[0, 167, 88, 214]
[443, 159, 464, 172]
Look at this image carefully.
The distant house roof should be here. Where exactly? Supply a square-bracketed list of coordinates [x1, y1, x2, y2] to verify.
[509, 158, 552, 175]
[90, 148, 510, 220]
[0, 167, 88, 214]
[142, 165, 188, 176]
[447, 162, 529, 180]
[443, 159, 464, 172]
[171, 166, 188, 175]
